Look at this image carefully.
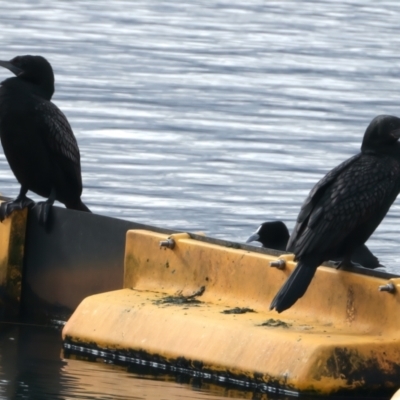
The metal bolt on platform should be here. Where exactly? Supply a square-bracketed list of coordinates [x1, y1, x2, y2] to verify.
[379, 282, 396, 294]
[159, 238, 175, 249]
[269, 259, 286, 270]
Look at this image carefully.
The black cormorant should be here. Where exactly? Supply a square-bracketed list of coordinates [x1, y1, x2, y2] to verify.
[270, 115, 400, 313]
[246, 221, 384, 269]
[246, 221, 289, 251]
[0, 55, 90, 224]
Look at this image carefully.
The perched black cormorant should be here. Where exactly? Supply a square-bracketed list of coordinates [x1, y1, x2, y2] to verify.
[246, 221, 384, 269]
[270, 115, 400, 313]
[0, 55, 90, 224]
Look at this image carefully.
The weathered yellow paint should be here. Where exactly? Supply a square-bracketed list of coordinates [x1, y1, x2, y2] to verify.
[63, 230, 400, 395]
[0, 208, 27, 319]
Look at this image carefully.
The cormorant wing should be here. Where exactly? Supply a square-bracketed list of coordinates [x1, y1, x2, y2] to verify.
[287, 154, 361, 252]
[284, 152, 397, 259]
[34, 99, 81, 167]
[31, 98, 83, 195]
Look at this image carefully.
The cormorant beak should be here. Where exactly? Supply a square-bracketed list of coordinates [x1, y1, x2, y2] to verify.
[0, 60, 23, 76]
[246, 233, 260, 243]
[391, 128, 400, 140]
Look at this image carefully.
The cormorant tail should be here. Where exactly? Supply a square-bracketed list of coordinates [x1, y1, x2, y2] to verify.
[65, 199, 91, 213]
[269, 258, 319, 313]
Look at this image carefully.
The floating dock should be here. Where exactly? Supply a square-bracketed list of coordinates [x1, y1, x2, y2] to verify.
[62, 229, 400, 396]
[0, 198, 399, 396]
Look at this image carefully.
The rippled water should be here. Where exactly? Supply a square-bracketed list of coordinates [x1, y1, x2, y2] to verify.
[0, 1, 400, 398]
[2, 1, 400, 267]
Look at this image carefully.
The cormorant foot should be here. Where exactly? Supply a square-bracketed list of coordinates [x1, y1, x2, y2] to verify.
[0, 196, 35, 222]
[34, 201, 53, 226]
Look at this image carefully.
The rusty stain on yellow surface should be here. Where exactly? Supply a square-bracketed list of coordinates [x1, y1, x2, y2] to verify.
[63, 229, 400, 395]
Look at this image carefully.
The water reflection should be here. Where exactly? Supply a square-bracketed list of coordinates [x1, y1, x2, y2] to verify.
[61, 357, 265, 400]
[0, 325, 66, 399]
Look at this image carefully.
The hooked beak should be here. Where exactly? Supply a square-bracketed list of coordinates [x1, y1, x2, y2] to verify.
[0, 60, 23, 76]
[391, 128, 400, 140]
[246, 232, 260, 244]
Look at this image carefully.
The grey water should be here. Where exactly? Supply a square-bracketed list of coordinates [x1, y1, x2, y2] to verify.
[0, 0, 399, 398]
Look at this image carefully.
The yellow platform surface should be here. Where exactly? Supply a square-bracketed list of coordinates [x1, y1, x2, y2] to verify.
[63, 230, 400, 395]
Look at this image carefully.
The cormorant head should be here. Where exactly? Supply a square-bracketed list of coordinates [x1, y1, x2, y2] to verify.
[0, 55, 55, 100]
[361, 115, 400, 154]
[246, 221, 290, 251]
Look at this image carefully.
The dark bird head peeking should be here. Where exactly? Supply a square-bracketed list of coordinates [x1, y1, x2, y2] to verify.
[246, 221, 289, 251]
[270, 115, 400, 313]
[247, 220, 384, 269]
[0, 55, 90, 226]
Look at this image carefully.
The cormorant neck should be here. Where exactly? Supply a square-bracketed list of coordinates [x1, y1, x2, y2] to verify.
[2, 76, 54, 101]
[361, 148, 377, 155]
[361, 141, 400, 158]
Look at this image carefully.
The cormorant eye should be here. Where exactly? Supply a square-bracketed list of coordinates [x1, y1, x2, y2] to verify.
[11, 56, 24, 67]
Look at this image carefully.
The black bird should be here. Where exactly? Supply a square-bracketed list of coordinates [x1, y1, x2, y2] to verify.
[0, 55, 90, 224]
[246, 221, 289, 251]
[246, 221, 384, 269]
[270, 115, 400, 313]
